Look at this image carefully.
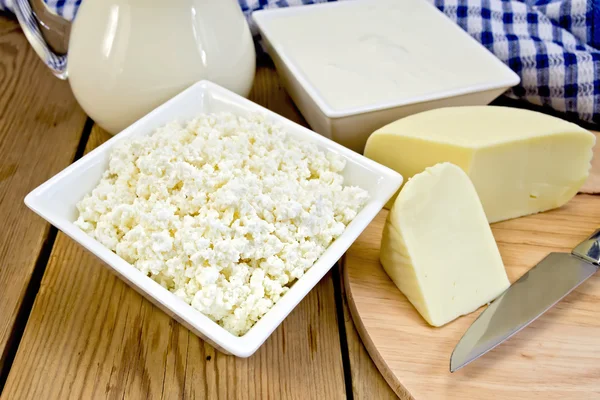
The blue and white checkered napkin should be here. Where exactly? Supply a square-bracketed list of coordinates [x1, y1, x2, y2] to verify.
[431, 0, 600, 124]
[1, 0, 598, 124]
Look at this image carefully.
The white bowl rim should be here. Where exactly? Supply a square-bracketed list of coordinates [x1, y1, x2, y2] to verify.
[24, 80, 404, 357]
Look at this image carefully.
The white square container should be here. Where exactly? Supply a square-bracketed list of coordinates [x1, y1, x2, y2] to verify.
[253, 0, 521, 153]
[24, 81, 403, 357]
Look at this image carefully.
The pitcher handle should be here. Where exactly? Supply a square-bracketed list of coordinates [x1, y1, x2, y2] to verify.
[11, 0, 73, 79]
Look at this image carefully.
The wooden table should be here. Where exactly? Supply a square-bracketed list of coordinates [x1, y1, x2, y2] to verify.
[0, 15, 397, 400]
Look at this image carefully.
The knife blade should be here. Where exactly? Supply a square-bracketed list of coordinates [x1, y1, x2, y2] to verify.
[450, 228, 600, 373]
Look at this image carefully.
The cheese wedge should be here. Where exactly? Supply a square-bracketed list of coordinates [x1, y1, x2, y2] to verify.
[380, 162, 510, 327]
[365, 106, 596, 222]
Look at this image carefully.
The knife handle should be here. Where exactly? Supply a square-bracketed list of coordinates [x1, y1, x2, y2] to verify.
[572, 229, 600, 265]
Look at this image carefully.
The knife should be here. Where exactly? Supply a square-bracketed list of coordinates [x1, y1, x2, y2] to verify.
[450, 228, 600, 373]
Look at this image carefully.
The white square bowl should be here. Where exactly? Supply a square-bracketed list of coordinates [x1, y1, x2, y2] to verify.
[253, 0, 521, 153]
[24, 81, 403, 358]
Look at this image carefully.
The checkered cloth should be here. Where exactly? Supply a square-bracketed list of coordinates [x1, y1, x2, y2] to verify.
[1, 0, 598, 124]
[431, 0, 600, 124]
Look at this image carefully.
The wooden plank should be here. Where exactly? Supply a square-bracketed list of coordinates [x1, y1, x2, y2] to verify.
[0, 15, 87, 373]
[0, 15, 18, 34]
[2, 65, 347, 400]
[338, 264, 401, 400]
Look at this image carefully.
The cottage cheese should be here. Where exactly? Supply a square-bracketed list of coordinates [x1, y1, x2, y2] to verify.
[75, 112, 369, 336]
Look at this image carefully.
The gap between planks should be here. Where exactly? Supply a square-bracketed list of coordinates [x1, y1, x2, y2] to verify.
[0, 11, 88, 388]
[0, 118, 94, 395]
[332, 264, 355, 400]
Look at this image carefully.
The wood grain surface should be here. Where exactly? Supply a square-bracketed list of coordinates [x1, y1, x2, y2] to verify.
[1, 67, 351, 400]
[337, 265, 402, 400]
[344, 195, 600, 400]
[0, 16, 87, 374]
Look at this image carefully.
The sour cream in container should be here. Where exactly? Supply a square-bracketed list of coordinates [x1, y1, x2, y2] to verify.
[253, 0, 520, 152]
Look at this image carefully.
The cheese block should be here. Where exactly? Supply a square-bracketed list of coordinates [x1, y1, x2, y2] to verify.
[364, 106, 596, 222]
[380, 162, 510, 327]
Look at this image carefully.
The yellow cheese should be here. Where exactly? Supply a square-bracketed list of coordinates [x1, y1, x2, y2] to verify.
[380, 162, 510, 327]
[365, 106, 596, 222]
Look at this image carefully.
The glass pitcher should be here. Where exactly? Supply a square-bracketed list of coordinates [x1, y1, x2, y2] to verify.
[17, 0, 256, 134]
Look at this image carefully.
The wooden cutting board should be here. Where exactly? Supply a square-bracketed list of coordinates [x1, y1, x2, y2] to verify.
[343, 194, 600, 400]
